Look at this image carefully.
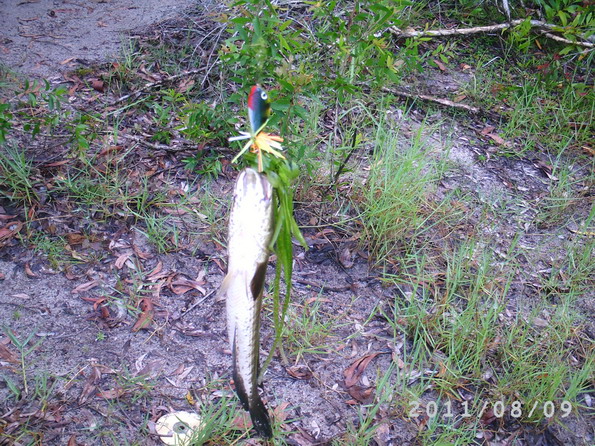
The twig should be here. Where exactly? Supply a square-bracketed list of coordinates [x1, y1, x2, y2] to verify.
[381, 87, 481, 114]
[111, 67, 206, 105]
[174, 290, 216, 321]
[390, 19, 594, 49]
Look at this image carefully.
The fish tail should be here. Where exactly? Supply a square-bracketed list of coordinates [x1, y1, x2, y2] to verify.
[249, 394, 273, 438]
[231, 338, 273, 438]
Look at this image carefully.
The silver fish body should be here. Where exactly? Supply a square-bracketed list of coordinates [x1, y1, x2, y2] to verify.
[220, 168, 273, 438]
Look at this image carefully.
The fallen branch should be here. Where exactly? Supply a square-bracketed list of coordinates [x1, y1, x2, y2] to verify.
[381, 87, 481, 114]
[390, 19, 594, 49]
[111, 67, 205, 105]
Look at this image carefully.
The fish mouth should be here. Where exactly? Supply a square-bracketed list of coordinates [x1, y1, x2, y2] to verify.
[237, 168, 273, 201]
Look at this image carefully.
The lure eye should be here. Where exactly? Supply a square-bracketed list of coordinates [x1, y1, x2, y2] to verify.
[260, 91, 268, 101]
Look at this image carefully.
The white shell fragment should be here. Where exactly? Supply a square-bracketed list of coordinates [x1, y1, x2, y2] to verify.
[155, 411, 203, 445]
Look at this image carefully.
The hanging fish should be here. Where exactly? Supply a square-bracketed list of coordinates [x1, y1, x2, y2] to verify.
[219, 167, 274, 438]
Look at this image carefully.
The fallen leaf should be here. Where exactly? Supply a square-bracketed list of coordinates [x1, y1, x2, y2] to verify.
[374, 422, 391, 446]
[66, 233, 86, 245]
[347, 384, 374, 403]
[289, 429, 318, 446]
[97, 387, 126, 399]
[67, 434, 78, 446]
[162, 207, 189, 216]
[24, 262, 38, 278]
[177, 78, 195, 94]
[480, 125, 495, 136]
[42, 159, 70, 167]
[231, 412, 252, 430]
[12, 293, 30, 299]
[286, 365, 313, 380]
[487, 133, 509, 146]
[433, 59, 446, 71]
[132, 298, 154, 331]
[344, 352, 382, 387]
[272, 402, 291, 423]
[114, 252, 134, 269]
[0, 220, 23, 243]
[0, 342, 18, 364]
[146, 261, 164, 280]
[72, 280, 98, 294]
[339, 247, 354, 268]
[78, 366, 101, 404]
[89, 78, 104, 92]
[170, 277, 206, 295]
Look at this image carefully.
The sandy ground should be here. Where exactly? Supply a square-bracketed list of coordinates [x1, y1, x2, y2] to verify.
[0, 0, 197, 78]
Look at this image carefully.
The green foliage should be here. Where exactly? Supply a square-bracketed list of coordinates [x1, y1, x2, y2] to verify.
[0, 102, 13, 143]
[0, 145, 38, 205]
[180, 101, 234, 144]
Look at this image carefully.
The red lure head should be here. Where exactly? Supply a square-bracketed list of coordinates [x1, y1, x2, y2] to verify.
[248, 85, 271, 134]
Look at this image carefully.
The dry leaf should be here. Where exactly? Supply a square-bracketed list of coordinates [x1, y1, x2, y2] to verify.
[78, 366, 101, 404]
[344, 352, 382, 387]
[132, 298, 154, 332]
[66, 233, 86, 245]
[71, 280, 98, 294]
[487, 133, 510, 147]
[170, 278, 206, 295]
[24, 262, 38, 278]
[286, 365, 313, 380]
[97, 387, 126, 399]
[12, 293, 30, 299]
[433, 59, 446, 71]
[146, 261, 164, 281]
[89, 78, 104, 92]
[273, 402, 291, 423]
[339, 247, 354, 268]
[177, 78, 195, 93]
[480, 125, 495, 136]
[114, 252, 133, 269]
[0, 342, 18, 364]
[347, 384, 374, 403]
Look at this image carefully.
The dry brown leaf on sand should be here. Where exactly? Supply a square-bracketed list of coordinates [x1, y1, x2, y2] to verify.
[347, 384, 374, 403]
[71, 280, 98, 294]
[132, 298, 154, 332]
[78, 366, 101, 404]
[344, 352, 382, 387]
[286, 365, 313, 380]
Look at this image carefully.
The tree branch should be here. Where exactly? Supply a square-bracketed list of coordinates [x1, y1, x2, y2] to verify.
[381, 87, 481, 114]
[390, 19, 594, 49]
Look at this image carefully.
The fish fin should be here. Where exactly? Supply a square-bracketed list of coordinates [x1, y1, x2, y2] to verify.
[250, 261, 268, 301]
[231, 331, 250, 412]
[249, 394, 273, 438]
[216, 272, 234, 301]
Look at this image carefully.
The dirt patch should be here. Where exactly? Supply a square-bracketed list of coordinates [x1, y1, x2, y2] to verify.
[0, 0, 198, 78]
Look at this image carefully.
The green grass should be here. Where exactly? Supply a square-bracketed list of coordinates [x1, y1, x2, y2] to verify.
[0, 145, 38, 205]
[358, 119, 454, 264]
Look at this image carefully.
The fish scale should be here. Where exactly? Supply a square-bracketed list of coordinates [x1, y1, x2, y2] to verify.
[219, 168, 273, 438]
